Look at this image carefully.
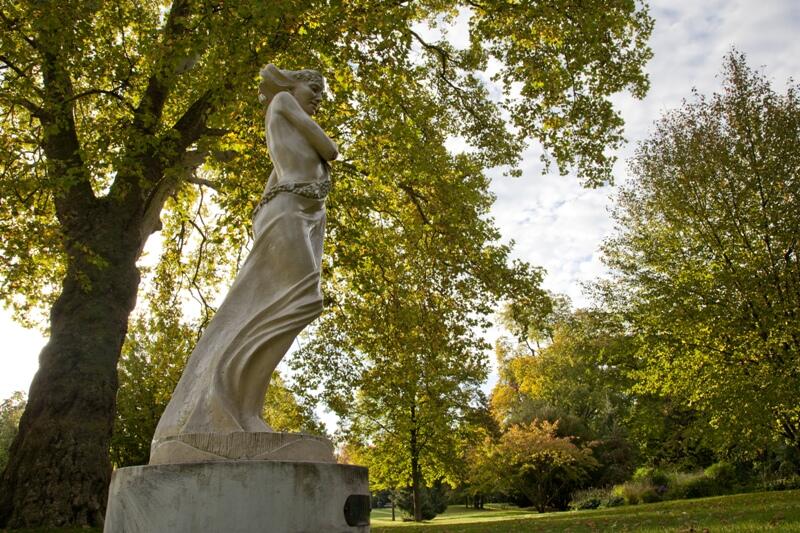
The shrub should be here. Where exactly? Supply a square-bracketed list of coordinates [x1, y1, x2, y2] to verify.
[569, 488, 607, 510]
[570, 488, 628, 510]
[640, 487, 662, 503]
[605, 494, 625, 507]
[497, 421, 599, 512]
[615, 480, 656, 505]
[682, 476, 720, 499]
[763, 475, 800, 492]
[633, 466, 669, 487]
[663, 470, 704, 500]
[395, 483, 449, 520]
[704, 461, 737, 488]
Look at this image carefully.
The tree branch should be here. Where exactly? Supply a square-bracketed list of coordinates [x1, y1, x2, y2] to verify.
[64, 87, 135, 112]
[398, 183, 432, 225]
[408, 29, 452, 71]
[137, 142, 225, 246]
[170, 88, 218, 150]
[37, 24, 99, 228]
[0, 55, 42, 94]
[0, 10, 39, 51]
[0, 93, 45, 118]
[407, 29, 483, 125]
[132, 0, 194, 133]
[408, 29, 465, 93]
[186, 175, 220, 191]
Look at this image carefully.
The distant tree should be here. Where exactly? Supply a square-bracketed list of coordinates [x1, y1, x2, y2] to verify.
[463, 428, 505, 506]
[298, 236, 511, 522]
[0, 393, 25, 472]
[496, 420, 597, 512]
[601, 52, 800, 458]
[492, 307, 639, 485]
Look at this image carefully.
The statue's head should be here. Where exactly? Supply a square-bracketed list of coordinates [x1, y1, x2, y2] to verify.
[258, 64, 325, 113]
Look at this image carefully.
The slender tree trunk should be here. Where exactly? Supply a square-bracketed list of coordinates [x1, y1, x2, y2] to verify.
[0, 215, 141, 527]
[411, 451, 423, 522]
[410, 402, 423, 522]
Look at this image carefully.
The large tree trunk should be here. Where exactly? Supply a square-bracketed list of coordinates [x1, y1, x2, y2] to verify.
[0, 218, 141, 528]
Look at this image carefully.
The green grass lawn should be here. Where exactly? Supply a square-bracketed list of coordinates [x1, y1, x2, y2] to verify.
[3, 489, 797, 532]
[371, 489, 800, 532]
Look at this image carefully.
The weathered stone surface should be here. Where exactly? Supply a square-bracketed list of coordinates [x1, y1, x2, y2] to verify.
[150, 66, 340, 463]
[149, 431, 335, 465]
[103, 461, 369, 533]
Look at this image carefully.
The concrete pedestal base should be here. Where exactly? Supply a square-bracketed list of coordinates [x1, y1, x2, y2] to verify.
[103, 461, 370, 533]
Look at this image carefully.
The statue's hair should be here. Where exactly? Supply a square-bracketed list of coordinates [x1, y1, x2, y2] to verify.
[258, 64, 324, 106]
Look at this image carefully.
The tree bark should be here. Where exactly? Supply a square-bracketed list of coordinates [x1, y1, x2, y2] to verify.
[0, 211, 141, 528]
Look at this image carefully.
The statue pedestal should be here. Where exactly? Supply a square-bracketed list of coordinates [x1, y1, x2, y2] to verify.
[103, 461, 370, 533]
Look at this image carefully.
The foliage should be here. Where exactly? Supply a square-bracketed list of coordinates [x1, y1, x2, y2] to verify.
[633, 466, 669, 487]
[0, 0, 654, 323]
[569, 487, 626, 510]
[569, 488, 608, 510]
[262, 373, 325, 436]
[462, 429, 505, 503]
[612, 479, 659, 505]
[625, 397, 717, 470]
[395, 483, 450, 521]
[0, 392, 25, 472]
[704, 461, 738, 489]
[110, 269, 195, 467]
[610, 464, 746, 505]
[600, 51, 800, 458]
[492, 307, 638, 485]
[496, 420, 598, 512]
[763, 475, 800, 492]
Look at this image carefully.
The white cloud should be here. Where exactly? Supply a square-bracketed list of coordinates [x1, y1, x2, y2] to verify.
[489, 0, 800, 311]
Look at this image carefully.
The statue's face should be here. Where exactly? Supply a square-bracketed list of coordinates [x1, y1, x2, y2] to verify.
[291, 79, 324, 115]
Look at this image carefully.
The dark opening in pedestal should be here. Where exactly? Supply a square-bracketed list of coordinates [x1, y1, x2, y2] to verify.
[344, 494, 371, 526]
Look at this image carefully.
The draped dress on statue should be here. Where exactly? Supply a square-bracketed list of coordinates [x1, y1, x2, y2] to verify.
[149, 175, 333, 464]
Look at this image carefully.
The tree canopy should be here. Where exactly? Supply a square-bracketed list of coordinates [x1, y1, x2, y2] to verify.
[0, 0, 653, 322]
[601, 52, 800, 458]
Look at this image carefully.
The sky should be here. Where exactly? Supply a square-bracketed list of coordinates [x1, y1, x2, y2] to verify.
[2, 0, 800, 401]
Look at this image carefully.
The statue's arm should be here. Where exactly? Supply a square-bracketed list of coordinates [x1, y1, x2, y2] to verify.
[272, 92, 339, 161]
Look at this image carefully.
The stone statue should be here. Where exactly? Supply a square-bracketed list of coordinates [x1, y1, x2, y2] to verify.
[149, 65, 339, 465]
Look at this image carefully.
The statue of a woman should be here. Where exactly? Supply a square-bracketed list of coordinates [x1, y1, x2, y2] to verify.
[149, 65, 338, 464]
